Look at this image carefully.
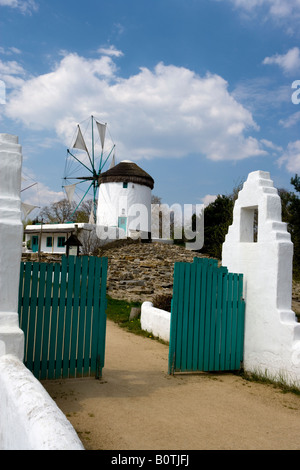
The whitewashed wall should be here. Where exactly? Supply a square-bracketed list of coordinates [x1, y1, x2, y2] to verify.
[0, 355, 84, 450]
[0, 134, 84, 450]
[0, 134, 24, 359]
[222, 170, 300, 387]
[97, 180, 152, 238]
[141, 302, 170, 342]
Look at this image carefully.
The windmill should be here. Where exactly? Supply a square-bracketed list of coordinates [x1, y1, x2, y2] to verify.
[62, 115, 116, 223]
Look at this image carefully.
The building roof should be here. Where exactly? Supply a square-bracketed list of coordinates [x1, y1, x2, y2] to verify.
[24, 223, 93, 234]
[99, 160, 154, 189]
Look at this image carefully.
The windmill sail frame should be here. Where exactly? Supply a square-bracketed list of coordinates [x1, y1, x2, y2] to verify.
[63, 115, 116, 222]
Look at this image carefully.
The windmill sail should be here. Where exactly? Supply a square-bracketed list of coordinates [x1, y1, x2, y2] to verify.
[21, 202, 38, 218]
[89, 208, 95, 224]
[64, 183, 77, 204]
[96, 121, 106, 149]
[73, 125, 90, 156]
[109, 151, 116, 169]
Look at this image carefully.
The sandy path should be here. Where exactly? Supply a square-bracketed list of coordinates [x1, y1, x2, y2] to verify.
[43, 320, 300, 450]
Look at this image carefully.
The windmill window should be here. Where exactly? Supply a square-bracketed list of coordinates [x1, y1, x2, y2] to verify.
[123, 182, 128, 189]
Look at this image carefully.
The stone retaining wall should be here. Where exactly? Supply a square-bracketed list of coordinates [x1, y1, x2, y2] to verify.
[22, 241, 300, 315]
[101, 241, 207, 302]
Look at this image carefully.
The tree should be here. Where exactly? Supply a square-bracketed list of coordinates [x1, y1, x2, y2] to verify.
[74, 199, 95, 223]
[280, 176, 300, 279]
[196, 195, 234, 259]
[39, 199, 76, 223]
[38, 198, 95, 224]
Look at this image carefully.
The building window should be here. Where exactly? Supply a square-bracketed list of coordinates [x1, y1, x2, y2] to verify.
[57, 236, 65, 247]
[123, 182, 128, 189]
[46, 236, 52, 247]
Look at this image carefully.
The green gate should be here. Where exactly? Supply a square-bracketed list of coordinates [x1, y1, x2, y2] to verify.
[168, 258, 245, 374]
[18, 255, 108, 380]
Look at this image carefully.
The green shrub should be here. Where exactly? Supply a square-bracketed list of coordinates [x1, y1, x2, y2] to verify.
[153, 293, 172, 312]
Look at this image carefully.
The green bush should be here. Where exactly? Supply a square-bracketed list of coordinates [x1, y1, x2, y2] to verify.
[153, 293, 172, 312]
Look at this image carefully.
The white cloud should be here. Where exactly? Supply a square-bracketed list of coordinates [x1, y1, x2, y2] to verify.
[0, 46, 21, 55]
[279, 111, 300, 128]
[263, 47, 300, 74]
[260, 138, 283, 152]
[226, 0, 300, 19]
[232, 77, 290, 115]
[0, 0, 38, 14]
[0, 58, 27, 94]
[201, 194, 218, 207]
[278, 140, 300, 172]
[97, 46, 123, 57]
[5, 50, 267, 163]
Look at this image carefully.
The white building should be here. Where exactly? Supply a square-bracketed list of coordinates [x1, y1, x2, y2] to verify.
[24, 223, 93, 255]
[97, 160, 154, 241]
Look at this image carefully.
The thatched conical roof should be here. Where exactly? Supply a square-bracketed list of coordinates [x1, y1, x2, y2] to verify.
[99, 160, 154, 189]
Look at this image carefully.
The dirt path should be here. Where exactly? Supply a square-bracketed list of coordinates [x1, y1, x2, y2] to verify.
[43, 320, 300, 450]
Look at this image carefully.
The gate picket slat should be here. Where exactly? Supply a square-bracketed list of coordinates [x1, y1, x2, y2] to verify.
[198, 259, 207, 371]
[175, 263, 185, 371]
[203, 262, 213, 371]
[230, 274, 239, 370]
[76, 255, 89, 377]
[62, 256, 75, 378]
[208, 268, 218, 371]
[168, 262, 180, 374]
[33, 263, 46, 379]
[187, 262, 196, 370]
[48, 262, 61, 379]
[181, 263, 191, 371]
[40, 263, 54, 379]
[192, 262, 202, 371]
[26, 262, 39, 370]
[55, 256, 68, 379]
[95, 257, 108, 378]
[219, 273, 228, 370]
[225, 273, 233, 370]
[19, 262, 32, 360]
[84, 256, 96, 376]
[90, 257, 102, 376]
[69, 256, 82, 378]
[214, 270, 224, 371]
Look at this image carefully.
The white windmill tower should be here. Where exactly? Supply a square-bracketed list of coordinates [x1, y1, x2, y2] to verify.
[96, 159, 155, 241]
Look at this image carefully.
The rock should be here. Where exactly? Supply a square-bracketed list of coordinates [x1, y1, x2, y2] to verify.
[129, 307, 141, 320]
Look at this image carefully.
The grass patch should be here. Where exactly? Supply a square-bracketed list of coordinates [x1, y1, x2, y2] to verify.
[106, 296, 145, 336]
[237, 369, 300, 396]
[106, 296, 168, 344]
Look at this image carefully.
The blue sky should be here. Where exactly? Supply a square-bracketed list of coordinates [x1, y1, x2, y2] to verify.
[1, 0, 300, 217]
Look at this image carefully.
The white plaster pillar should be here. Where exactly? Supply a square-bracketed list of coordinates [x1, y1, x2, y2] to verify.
[0, 134, 24, 360]
[222, 171, 300, 387]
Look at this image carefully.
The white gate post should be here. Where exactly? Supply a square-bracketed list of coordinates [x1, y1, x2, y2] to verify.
[222, 170, 300, 387]
[0, 134, 24, 360]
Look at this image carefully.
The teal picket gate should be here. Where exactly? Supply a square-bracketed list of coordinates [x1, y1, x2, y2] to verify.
[18, 255, 108, 380]
[168, 257, 245, 374]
